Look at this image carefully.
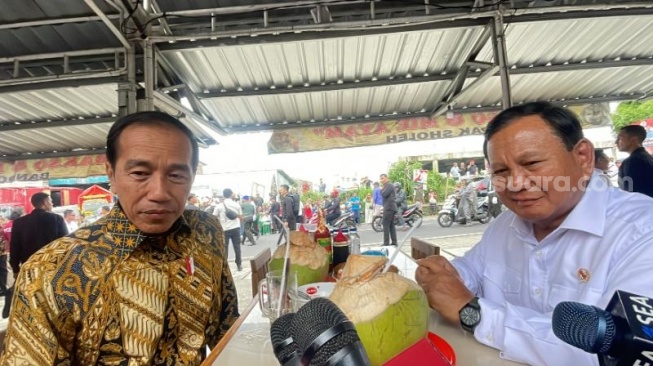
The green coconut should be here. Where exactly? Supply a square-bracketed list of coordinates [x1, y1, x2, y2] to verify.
[329, 255, 429, 366]
[269, 231, 329, 286]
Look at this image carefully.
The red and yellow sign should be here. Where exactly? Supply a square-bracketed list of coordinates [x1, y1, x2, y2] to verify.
[267, 103, 611, 154]
[0, 154, 107, 183]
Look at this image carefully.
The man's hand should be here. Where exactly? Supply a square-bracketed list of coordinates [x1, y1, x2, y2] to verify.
[415, 255, 474, 324]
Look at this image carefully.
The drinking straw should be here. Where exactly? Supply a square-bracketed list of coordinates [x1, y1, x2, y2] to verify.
[382, 217, 423, 273]
[273, 215, 292, 319]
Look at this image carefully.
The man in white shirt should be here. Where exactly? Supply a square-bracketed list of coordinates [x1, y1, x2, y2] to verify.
[213, 188, 243, 271]
[63, 209, 78, 233]
[416, 102, 653, 365]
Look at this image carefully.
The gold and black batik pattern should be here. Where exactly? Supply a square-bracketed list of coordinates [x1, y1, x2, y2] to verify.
[0, 204, 239, 365]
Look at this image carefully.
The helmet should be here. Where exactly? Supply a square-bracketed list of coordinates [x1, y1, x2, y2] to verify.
[393, 182, 401, 189]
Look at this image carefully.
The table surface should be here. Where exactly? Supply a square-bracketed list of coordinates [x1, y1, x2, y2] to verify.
[207, 247, 524, 366]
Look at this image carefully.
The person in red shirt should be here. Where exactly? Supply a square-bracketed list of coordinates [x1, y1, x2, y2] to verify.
[303, 200, 313, 224]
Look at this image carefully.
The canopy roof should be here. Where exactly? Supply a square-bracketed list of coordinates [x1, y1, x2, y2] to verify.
[0, 0, 652, 159]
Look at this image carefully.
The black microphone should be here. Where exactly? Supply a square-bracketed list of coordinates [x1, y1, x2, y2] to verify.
[270, 313, 302, 366]
[290, 297, 371, 366]
[552, 290, 653, 366]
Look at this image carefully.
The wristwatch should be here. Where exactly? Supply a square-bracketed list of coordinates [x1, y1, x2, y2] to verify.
[459, 297, 481, 334]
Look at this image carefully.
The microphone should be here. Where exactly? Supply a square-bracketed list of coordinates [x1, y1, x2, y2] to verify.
[270, 313, 302, 365]
[289, 297, 371, 366]
[552, 290, 653, 366]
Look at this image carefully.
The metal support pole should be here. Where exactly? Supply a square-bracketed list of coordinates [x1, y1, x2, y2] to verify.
[144, 40, 155, 110]
[84, 0, 132, 50]
[425, 0, 430, 15]
[491, 14, 512, 109]
[126, 47, 137, 113]
[369, 1, 375, 20]
[13, 60, 19, 78]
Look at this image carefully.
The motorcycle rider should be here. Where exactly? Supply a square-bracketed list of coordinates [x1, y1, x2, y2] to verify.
[394, 182, 409, 230]
[457, 177, 477, 225]
[324, 190, 341, 225]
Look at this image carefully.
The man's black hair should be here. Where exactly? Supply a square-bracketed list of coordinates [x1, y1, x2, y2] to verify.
[106, 111, 199, 172]
[31, 192, 50, 208]
[483, 102, 584, 160]
[594, 149, 608, 162]
[619, 125, 647, 144]
[223, 188, 233, 199]
[280, 184, 289, 190]
[63, 209, 74, 217]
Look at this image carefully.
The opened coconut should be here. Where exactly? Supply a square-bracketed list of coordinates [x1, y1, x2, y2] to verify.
[329, 254, 429, 366]
[269, 231, 329, 286]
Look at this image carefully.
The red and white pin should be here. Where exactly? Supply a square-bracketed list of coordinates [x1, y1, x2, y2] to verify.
[186, 256, 195, 276]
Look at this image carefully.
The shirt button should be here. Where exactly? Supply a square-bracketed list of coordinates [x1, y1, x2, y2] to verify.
[533, 287, 542, 295]
[534, 251, 542, 258]
[486, 333, 494, 343]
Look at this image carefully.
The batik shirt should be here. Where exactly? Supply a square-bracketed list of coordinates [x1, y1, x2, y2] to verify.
[0, 204, 239, 365]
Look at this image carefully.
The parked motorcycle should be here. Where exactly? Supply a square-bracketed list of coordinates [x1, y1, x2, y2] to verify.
[307, 210, 356, 231]
[437, 194, 490, 228]
[371, 203, 423, 232]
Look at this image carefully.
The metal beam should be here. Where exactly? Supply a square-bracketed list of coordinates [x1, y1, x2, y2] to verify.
[0, 14, 121, 30]
[156, 0, 368, 17]
[0, 116, 115, 132]
[197, 73, 456, 99]
[4, 148, 108, 161]
[491, 14, 512, 108]
[0, 48, 125, 64]
[0, 75, 123, 94]
[155, 17, 488, 50]
[432, 66, 500, 116]
[510, 57, 653, 75]
[84, 0, 132, 50]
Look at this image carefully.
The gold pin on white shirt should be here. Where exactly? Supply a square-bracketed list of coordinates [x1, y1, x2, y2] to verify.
[577, 268, 591, 283]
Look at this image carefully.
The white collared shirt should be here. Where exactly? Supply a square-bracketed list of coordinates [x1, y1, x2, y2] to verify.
[213, 198, 241, 231]
[452, 173, 653, 365]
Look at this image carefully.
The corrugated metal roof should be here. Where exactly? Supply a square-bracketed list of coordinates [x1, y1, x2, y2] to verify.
[455, 65, 653, 108]
[161, 26, 485, 93]
[0, 83, 117, 123]
[0, 22, 122, 57]
[476, 15, 653, 66]
[201, 80, 451, 126]
[0, 123, 110, 156]
[0, 0, 113, 23]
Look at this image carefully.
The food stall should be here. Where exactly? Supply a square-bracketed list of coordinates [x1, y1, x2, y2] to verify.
[77, 185, 114, 222]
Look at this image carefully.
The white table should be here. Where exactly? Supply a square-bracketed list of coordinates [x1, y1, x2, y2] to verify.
[205, 247, 524, 366]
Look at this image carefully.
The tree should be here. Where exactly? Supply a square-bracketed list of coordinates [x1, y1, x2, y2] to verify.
[387, 160, 423, 201]
[612, 100, 653, 131]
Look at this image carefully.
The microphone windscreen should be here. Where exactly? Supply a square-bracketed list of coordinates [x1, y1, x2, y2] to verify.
[271, 313, 300, 363]
[552, 301, 616, 354]
[290, 297, 362, 365]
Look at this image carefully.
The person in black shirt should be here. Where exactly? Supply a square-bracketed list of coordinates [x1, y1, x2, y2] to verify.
[10, 192, 68, 276]
[276, 184, 296, 245]
[380, 174, 398, 246]
[616, 125, 653, 197]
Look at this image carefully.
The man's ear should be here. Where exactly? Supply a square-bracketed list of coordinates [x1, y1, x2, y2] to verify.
[105, 162, 116, 194]
[574, 138, 595, 175]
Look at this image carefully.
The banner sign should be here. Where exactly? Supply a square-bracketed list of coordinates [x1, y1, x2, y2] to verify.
[0, 154, 107, 184]
[267, 103, 612, 154]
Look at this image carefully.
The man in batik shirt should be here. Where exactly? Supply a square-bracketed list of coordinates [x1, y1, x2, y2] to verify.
[0, 111, 239, 365]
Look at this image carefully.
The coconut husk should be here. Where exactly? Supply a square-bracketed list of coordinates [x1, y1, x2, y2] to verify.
[339, 254, 386, 284]
[289, 231, 313, 247]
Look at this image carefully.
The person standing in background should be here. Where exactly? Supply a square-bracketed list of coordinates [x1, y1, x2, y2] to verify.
[10, 192, 68, 277]
[185, 193, 200, 210]
[380, 174, 397, 246]
[372, 182, 383, 217]
[269, 196, 280, 234]
[240, 195, 257, 246]
[364, 193, 374, 224]
[63, 209, 79, 233]
[276, 184, 297, 245]
[349, 192, 361, 225]
[616, 125, 653, 197]
[214, 188, 243, 271]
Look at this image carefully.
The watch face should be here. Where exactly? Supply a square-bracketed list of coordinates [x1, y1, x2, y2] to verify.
[460, 306, 481, 326]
